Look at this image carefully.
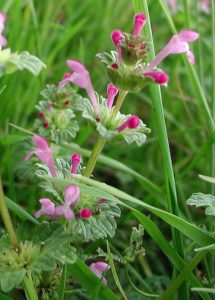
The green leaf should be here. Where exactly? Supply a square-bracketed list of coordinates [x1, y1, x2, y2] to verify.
[107, 241, 128, 300]
[58, 264, 67, 300]
[0, 48, 45, 77]
[199, 175, 215, 184]
[5, 197, 40, 225]
[187, 193, 215, 216]
[16, 51, 46, 75]
[0, 270, 25, 292]
[67, 259, 119, 300]
[0, 293, 13, 300]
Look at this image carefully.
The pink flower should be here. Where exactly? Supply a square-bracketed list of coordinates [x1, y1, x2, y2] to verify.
[199, 0, 210, 14]
[117, 115, 140, 132]
[71, 153, 81, 174]
[133, 13, 147, 36]
[107, 83, 119, 108]
[34, 199, 55, 218]
[0, 12, 7, 47]
[79, 208, 92, 219]
[89, 262, 110, 285]
[24, 135, 56, 177]
[145, 29, 199, 72]
[166, 0, 177, 13]
[58, 60, 99, 116]
[111, 30, 124, 62]
[144, 71, 169, 86]
[54, 185, 80, 221]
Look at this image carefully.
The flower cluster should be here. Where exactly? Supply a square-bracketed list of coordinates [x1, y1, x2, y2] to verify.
[97, 13, 199, 92]
[166, 0, 210, 14]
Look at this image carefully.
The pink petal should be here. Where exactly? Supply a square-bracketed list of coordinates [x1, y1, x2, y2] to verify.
[144, 71, 169, 85]
[71, 153, 81, 174]
[133, 13, 147, 36]
[91, 262, 110, 273]
[64, 185, 80, 207]
[166, 0, 177, 13]
[33, 135, 49, 150]
[187, 50, 195, 64]
[64, 207, 75, 220]
[178, 29, 199, 43]
[23, 150, 35, 161]
[146, 29, 199, 71]
[67, 60, 88, 74]
[107, 83, 119, 108]
[111, 29, 124, 47]
[0, 35, 7, 47]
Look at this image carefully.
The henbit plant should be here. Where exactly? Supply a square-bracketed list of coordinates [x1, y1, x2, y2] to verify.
[0, 2, 214, 300]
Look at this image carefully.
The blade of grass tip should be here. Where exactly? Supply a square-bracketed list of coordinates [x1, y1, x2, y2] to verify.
[107, 241, 128, 300]
[191, 288, 215, 295]
[58, 264, 67, 300]
[158, 0, 215, 136]
[159, 251, 207, 300]
[132, 0, 185, 263]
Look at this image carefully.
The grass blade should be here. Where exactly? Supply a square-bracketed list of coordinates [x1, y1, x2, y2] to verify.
[67, 259, 119, 300]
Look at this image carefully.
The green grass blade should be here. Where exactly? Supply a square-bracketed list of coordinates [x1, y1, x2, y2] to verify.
[58, 264, 67, 300]
[159, 251, 206, 300]
[191, 288, 215, 295]
[133, 211, 211, 300]
[107, 241, 128, 300]
[67, 259, 119, 300]
[5, 197, 39, 225]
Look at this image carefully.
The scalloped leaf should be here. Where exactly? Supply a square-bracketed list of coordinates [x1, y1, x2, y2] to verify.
[0, 270, 25, 293]
[0, 48, 45, 77]
[187, 193, 215, 216]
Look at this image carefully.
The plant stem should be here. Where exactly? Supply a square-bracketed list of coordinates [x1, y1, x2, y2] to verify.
[0, 177, 19, 248]
[83, 90, 127, 178]
[23, 273, 39, 300]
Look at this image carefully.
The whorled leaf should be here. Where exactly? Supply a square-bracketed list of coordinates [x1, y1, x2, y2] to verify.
[72, 93, 150, 146]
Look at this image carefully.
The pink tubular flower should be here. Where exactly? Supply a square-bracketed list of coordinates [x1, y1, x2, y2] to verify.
[71, 153, 81, 174]
[107, 83, 119, 108]
[117, 115, 140, 132]
[54, 185, 80, 221]
[144, 71, 169, 86]
[0, 12, 7, 47]
[34, 199, 55, 218]
[24, 135, 56, 177]
[199, 0, 210, 14]
[58, 60, 99, 116]
[80, 208, 92, 219]
[133, 13, 147, 36]
[89, 262, 110, 285]
[166, 0, 177, 13]
[145, 29, 199, 72]
[111, 29, 124, 62]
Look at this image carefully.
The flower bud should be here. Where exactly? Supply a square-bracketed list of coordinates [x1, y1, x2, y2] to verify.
[117, 115, 140, 132]
[71, 153, 81, 174]
[80, 208, 92, 219]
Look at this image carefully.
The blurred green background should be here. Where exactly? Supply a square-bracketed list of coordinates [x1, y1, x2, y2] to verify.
[0, 0, 213, 297]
